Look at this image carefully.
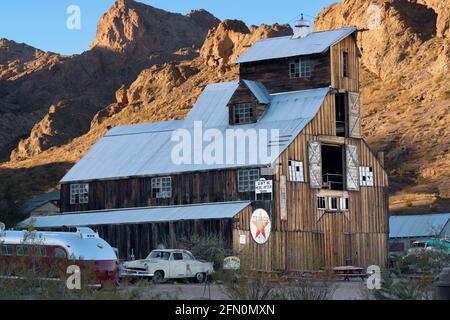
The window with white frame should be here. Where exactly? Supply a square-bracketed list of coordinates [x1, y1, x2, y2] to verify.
[70, 183, 89, 204]
[151, 177, 172, 198]
[317, 196, 326, 209]
[288, 160, 305, 182]
[359, 166, 374, 186]
[238, 169, 260, 192]
[234, 103, 254, 124]
[289, 58, 311, 78]
[340, 197, 349, 211]
[328, 197, 338, 211]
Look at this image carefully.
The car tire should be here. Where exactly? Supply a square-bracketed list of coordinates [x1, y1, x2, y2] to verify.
[195, 272, 206, 283]
[153, 270, 164, 284]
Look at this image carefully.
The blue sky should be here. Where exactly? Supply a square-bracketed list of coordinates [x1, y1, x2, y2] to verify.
[0, 0, 339, 55]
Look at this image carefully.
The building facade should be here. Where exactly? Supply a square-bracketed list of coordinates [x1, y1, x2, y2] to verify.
[26, 26, 389, 271]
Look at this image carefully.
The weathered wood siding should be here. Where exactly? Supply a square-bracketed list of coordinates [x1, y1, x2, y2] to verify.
[239, 53, 331, 93]
[61, 169, 273, 213]
[330, 34, 360, 92]
[232, 92, 387, 271]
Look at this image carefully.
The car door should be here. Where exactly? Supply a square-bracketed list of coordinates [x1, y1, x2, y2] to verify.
[169, 252, 186, 278]
[182, 252, 197, 277]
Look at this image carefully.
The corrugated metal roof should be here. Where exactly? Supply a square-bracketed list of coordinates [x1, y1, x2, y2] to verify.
[235, 27, 357, 64]
[19, 201, 252, 228]
[61, 82, 329, 183]
[22, 190, 60, 214]
[389, 213, 450, 238]
[243, 80, 270, 104]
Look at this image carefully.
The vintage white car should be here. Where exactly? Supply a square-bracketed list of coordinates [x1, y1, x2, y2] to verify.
[120, 249, 214, 283]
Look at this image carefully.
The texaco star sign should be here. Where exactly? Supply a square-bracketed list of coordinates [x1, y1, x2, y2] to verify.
[250, 209, 271, 244]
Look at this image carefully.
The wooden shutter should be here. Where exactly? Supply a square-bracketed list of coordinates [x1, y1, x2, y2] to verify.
[308, 141, 322, 189]
[348, 92, 361, 138]
[346, 145, 360, 191]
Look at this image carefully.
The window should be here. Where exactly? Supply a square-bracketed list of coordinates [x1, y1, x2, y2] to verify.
[31, 246, 47, 257]
[340, 197, 349, 211]
[70, 183, 89, 204]
[335, 93, 347, 137]
[16, 246, 29, 256]
[182, 252, 194, 261]
[290, 58, 311, 78]
[238, 169, 260, 192]
[317, 196, 326, 209]
[328, 197, 338, 211]
[0, 245, 13, 256]
[53, 247, 67, 259]
[343, 51, 349, 78]
[151, 177, 172, 198]
[359, 166, 374, 186]
[234, 103, 254, 124]
[288, 160, 305, 182]
[172, 252, 183, 261]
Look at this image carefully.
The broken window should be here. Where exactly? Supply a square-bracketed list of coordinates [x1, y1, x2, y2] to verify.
[317, 196, 326, 209]
[321, 145, 344, 190]
[359, 166, 374, 186]
[238, 169, 260, 192]
[340, 197, 349, 211]
[288, 160, 304, 182]
[70, 183, 89, 204]
[343, 51, 349, 78]
[234, 103, 255, 124]
[289, 58, 311, 78]
[335, 93, 347, 137]
[152, 177, 172, 198]
[328, 197, 338, 210]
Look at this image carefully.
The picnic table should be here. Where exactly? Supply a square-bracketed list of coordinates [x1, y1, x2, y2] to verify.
[333, 266, 367, 281]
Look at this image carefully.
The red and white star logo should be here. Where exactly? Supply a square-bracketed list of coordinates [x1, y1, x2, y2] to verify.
[250, 209, 271, 244]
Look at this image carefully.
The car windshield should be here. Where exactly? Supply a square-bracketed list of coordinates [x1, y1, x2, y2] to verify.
[147, 251, 170, 260]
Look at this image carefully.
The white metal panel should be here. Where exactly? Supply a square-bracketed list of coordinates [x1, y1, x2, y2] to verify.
[235, 27, 357, 64]
[242, 80, 270, 104]
[19, 201, 252, 228]
[389, 213, 450, 238]
[308, 141, 322, 189]
[346, 145, 359, 191]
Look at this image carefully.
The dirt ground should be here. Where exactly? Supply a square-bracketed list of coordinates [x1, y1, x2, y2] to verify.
[122, 279, 371, 300]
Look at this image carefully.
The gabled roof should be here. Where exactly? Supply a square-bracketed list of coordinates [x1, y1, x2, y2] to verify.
[19, 201, 252, 228]
[60, 81, 330, 183]
[242, 80, 270, 104]
[389, 213, 450, 238]
[235, 26, 357, 64]
[22, 190, 60, 214]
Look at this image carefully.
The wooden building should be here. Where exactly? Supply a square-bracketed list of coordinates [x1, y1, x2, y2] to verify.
[24, 25, 389, 271]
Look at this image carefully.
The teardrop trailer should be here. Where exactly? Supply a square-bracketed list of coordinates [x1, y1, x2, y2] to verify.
[0, 225, 120, 287]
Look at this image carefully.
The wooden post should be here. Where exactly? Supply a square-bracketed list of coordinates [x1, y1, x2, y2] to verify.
[377, 151, 385, 168]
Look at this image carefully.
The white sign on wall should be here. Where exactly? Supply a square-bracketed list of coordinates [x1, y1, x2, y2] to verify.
[239, 234, 246, 245]
[255, 179, 273, 194]
[250, 208, 271, 244]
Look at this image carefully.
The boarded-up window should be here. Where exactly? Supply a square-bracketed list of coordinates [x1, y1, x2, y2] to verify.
[288, 160, 304, 182]
[359, 166, 374, 186]
[308, 141, 322, 189]
[346, 145, 360, 191]
[348, 92, 361, 138]
[70, 183, 89, 204]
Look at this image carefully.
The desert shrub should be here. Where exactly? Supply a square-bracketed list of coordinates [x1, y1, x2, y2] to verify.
[0, 179, 27, 228]
[277, 272, 337, 300]
[178, 234, 231, 270]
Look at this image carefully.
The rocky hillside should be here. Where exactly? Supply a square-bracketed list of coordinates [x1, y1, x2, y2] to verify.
[0, 0, 218, 162]
[0, 0, 448, 214]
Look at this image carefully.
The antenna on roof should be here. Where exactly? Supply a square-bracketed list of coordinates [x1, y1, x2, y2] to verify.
[292, 13, 310, 39]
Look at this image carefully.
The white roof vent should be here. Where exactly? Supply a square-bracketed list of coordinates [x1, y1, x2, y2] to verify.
[292, 14, 311, 39]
